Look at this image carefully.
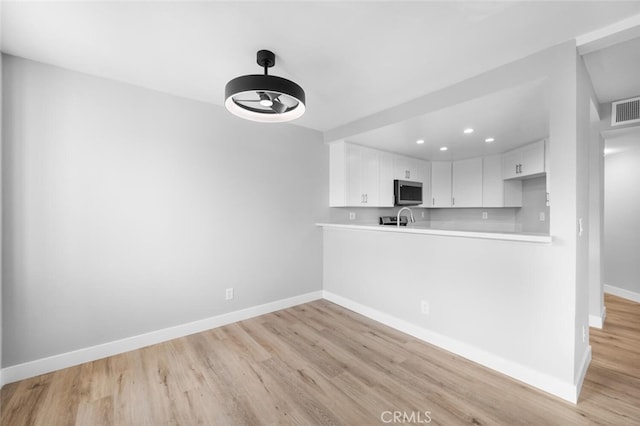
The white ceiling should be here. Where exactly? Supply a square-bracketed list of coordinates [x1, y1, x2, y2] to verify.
[2, 1, 640, 134]
[347, 79, 549, 161]
[583, 36, 640, 103]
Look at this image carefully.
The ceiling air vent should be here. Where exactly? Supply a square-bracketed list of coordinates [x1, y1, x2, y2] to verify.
[611, 97, 640, 126]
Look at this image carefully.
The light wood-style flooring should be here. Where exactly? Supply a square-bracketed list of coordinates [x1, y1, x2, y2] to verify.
[1, 294, 639, 425]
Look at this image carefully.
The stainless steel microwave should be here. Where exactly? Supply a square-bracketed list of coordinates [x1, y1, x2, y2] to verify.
[394, 180, 422, 206]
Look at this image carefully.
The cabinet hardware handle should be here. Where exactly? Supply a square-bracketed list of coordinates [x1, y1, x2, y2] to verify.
[432, 197, 435, 206]
[365, 194, 368, 203]
[452, 197, 455, 206]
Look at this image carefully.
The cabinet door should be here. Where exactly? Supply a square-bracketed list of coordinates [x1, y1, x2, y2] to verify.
[431, 161, 452, 207]
[482, 155, 503, 207]
[520, 140, 545, 176]
[378, 151, 395, 207]
[452, 158, 482, 207]
[346, 144, 365, 206]
[329, 141, 347, 207]
[405, 157, 418, 181]
[416, 160, 431, 207]
[502, 149, 521, 180]
[484, 155, 522, 207]
[361, 146, 380, 206]
[545, 139, 550, 206]
[393, 155, 407, 180]
[393, 155, 419, 181]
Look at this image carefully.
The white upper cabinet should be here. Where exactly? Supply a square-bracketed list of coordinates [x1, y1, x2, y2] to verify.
[502, 139, 546, 180]
[416, 159, 431, 207]
[393, 155, 419, 181]
[378, 151, 395, 207]
[502, 149, 521, 180]
[520, 140, 545, 176]
[452, 158, 483, 207]
[431, 161, 452, 207]
[483, 155, 522, 207]
[544, 139, 550, 206]
[346, 143, 379, 206]
[330, 140, 542, 209]
[330, 142, 432, 207]
[330, 141, 380, 207]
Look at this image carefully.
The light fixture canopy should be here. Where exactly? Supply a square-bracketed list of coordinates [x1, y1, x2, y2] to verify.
[225, 50, 306, 123]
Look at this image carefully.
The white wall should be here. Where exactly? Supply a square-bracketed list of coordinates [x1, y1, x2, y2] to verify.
[573, 52, 596, 383]
[588, 101, 605, 326]
[1, 55, 328, 367]
[0, 25, 4, 388]
[604, 147, 640, 298]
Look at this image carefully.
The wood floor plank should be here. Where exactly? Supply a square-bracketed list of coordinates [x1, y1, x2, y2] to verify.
[2, 293, 639, 425]
[74, 396, 113, 426]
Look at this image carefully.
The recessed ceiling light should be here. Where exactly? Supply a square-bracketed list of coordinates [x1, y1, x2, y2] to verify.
[464, 128, 474, 134]
[485, 137, 495, 143]
[416, 139, 425, 145]
[440, 147, 448, 151]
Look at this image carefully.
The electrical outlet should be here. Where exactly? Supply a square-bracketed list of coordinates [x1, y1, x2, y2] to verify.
[421, 300, 429, 315]
[349, 212, 356, 220]
[539, 212, 545, 221]
[482, 212, 488, 220]
[225, 288, 234, 301]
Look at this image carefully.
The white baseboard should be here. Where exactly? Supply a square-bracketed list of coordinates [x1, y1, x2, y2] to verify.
[575, 345, 592, 401]
[589, 306, 606, 329]
[1, 291, 323, 386]
[604, 284, 640, 303]
[323, 290, 581, 404]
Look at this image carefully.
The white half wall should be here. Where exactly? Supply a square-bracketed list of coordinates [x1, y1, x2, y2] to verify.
[322, 227, 579, 402]
[1, 55, 328, 369]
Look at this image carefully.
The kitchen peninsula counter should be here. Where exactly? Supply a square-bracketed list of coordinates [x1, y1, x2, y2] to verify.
[316, 222, 552, 243]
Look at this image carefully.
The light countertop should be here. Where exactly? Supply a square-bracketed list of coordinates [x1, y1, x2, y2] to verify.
[316, 222, 552, 243]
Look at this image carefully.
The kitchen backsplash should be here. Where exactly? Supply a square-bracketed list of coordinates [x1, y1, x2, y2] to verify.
[429, 208, 518, 232]
[516, 176, 550, 234]
[329, 206, 431, 224]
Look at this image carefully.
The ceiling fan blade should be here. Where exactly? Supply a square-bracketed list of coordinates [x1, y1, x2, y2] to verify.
[271, 99, 287, 114]
[233, 99, 262, 103]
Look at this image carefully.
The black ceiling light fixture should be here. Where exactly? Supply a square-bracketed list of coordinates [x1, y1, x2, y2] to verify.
[225, 49, 306, 123]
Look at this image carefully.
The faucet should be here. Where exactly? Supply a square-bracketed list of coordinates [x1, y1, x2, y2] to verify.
[396, 207, 415, 227]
